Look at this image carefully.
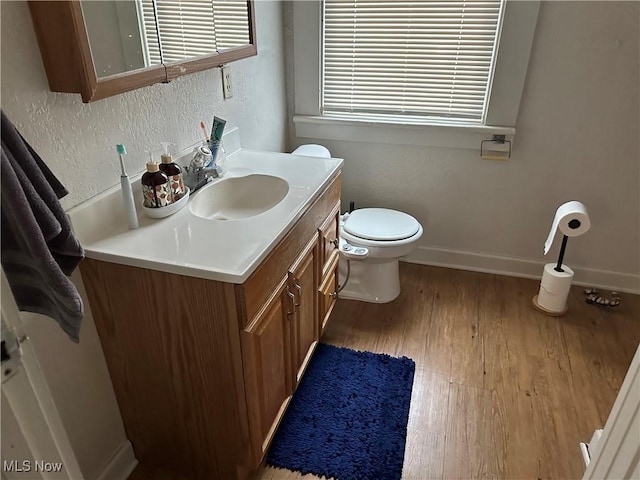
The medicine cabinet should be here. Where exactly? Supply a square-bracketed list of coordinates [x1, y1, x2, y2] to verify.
[28, 1, 256, 103]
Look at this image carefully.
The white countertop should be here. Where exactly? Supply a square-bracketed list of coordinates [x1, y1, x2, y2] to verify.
[68, 149, 343, 284]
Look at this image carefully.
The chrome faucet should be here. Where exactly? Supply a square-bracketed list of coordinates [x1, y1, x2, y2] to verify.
[183, 164, 220, 192]
[181, 145, 222, 192]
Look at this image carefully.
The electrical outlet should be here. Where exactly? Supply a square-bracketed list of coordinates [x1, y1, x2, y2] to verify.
[222, 66, 233, 99]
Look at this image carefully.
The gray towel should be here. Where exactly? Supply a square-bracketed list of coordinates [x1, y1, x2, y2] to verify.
[1, 111, 84, 342]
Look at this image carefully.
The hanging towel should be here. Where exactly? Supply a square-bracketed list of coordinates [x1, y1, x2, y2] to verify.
[1, 111, 84, 342]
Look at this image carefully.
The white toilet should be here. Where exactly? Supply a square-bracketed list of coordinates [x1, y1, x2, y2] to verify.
[338, 208, 423, 302]
[292, 144, 424, 303]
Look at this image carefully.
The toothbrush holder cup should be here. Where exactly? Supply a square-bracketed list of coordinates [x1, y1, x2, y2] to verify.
[207, 140, 222, 166]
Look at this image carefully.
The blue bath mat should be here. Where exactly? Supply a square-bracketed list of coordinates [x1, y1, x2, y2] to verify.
[267, 343, 415, 480]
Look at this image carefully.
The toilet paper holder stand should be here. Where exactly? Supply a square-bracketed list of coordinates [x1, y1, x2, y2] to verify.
[554, 216, 583, 273]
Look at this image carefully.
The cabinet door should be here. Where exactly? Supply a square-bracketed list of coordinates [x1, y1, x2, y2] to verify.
[289, 239, 319, 385]
[241, 282, 294, 463]
[319, 253, 339, 335]
[319, 203, 340, 278]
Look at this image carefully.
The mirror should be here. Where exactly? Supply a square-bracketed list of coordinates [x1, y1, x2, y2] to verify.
[28, 0, 256, 102]
[81, 0, 252, 79]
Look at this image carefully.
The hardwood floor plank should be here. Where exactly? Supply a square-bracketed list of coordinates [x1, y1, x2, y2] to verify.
[407, 368, 450, 435]
[528, 354, 585, 479]
[496, 390, 540, 479]
[397, 271, 437, 362]
[443, 383, 506, 479]
[560, 320, 616, 428]
[478, 274, 512, 390]
[402, 431, 445, 480]
[442, 271, 484, 387]
[419, 267, 480, 379]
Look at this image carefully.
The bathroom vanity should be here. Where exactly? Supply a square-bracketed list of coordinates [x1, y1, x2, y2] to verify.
[71, 143, 342, 479]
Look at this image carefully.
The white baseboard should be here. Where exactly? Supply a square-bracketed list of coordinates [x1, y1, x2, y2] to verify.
[403, 246, 640, 295]
[96, 440, 138, 480]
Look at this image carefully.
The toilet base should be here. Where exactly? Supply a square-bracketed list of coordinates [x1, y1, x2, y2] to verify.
[338, 258, 401, 303]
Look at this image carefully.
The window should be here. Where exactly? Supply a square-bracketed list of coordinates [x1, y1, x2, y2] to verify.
[322, 0, 504, 125]
[292, 0, 540, 148]
[138, 0, 250, 66]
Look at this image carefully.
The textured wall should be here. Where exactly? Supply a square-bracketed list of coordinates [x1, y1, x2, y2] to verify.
[1, 1, 287, 477]
[287, 1, 640, 285]
[1, 0, 287, 210]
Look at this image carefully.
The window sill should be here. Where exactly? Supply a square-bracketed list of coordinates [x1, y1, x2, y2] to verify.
[293, 115, 515, 150]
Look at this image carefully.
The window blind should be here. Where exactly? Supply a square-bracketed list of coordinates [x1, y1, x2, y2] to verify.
[139, 0, 250, 66]
[322, 0, 505, 124]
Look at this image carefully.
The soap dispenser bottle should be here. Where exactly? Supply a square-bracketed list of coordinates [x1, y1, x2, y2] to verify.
[158, 142, 186, 200]
[141, 160, 172, 208]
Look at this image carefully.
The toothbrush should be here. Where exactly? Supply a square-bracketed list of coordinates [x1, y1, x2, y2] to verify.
[116, 144, 139, 230]
[200, 121, 209, 143]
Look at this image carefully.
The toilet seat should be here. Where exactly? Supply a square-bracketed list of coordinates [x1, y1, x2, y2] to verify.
[343, 208, 421, 241]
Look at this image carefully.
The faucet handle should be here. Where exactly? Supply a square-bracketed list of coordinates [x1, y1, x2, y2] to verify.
[190, 145, 213, 169]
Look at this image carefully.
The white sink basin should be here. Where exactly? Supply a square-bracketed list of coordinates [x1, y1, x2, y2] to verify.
[189, 174, 289, 220]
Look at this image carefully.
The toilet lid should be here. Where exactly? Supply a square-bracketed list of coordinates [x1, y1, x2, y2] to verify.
[343, 208, 421, 241]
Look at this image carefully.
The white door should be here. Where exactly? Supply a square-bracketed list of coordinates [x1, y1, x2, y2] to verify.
[582, 342, 640, 479]
[1, 270, 82, 480]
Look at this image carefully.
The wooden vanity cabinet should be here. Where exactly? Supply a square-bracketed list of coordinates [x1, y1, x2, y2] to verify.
[80, 173, 341, 479]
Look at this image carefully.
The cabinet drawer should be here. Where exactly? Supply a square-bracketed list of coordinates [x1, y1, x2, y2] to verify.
[318, 203, 340, 278]
[319, 254, 339, 334]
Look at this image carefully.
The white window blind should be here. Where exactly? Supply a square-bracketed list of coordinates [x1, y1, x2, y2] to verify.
[322, 0, 505, 124]
[139, 0, 250, 66]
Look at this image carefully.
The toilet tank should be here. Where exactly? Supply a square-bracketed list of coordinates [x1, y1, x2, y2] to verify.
[292, 144, 331, 158]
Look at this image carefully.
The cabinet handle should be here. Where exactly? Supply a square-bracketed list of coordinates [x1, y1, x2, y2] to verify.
[329, 291, 338, 299]
[329, 238, 339, 248]
[286, 286, 296, 316]
[292, 278, 302, 307]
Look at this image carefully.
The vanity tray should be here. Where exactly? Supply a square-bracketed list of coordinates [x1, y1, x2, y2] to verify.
[142, 187, 190, 219]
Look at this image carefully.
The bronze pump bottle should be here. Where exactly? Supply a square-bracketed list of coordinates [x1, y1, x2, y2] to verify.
[158, 146, 185, 200]
[141, 162, 172, 208]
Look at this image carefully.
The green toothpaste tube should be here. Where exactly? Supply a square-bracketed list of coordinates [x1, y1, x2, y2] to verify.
[211, 116, 226, 142]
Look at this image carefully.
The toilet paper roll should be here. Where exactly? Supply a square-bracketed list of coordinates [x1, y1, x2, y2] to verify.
[544, 201, 591, 255]
[537, 263, 574, 313]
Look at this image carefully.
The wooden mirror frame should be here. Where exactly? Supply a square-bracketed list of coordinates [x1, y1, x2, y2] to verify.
[28, 1, 257, 103]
